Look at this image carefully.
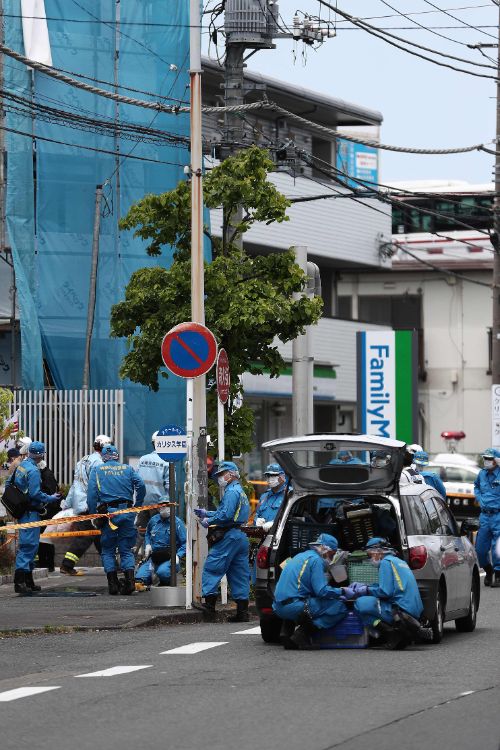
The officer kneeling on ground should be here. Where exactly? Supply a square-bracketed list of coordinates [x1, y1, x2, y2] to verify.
[87, 444, 146, 595]
[195, 461, 250, 623]
[346, 537, 432, 646]
[273, 534, 348, 650]
[135, 497, 186, 590]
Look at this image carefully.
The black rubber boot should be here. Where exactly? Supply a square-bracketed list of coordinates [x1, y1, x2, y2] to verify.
[107, 571, 120, 595]
[484, 564, 494, 586]
[14, 570, 30, 595]
[25, 571, 42, 592]
[491, 571, 500, 589]
[201, 594, 217, 622]
[119, 570, 136, 595]
[228, 600, 250, 623]
[290, 609, 319, 650]
[375, 620, 409, 650]
[280, 620, 297, 649]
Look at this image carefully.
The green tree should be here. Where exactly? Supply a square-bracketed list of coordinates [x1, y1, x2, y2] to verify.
[111, 146, 323, 456]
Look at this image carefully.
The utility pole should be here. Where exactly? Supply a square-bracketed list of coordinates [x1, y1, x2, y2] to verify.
[493, 6, 500, 412]
[189, 0, 207, 601]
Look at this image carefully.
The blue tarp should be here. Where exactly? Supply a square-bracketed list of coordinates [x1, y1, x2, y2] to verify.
[6, 0, 194, 456]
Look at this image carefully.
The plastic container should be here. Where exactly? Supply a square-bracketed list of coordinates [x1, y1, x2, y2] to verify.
[312, 611, 368, 649]
[288, 522, 338, 555]
[347, 560, 379, 585]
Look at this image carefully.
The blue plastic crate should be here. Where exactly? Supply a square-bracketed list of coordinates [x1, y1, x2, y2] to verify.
[312, 611, 368, 649]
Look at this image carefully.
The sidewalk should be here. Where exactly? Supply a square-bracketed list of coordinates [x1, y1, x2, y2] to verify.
[0, 568, 246, 634]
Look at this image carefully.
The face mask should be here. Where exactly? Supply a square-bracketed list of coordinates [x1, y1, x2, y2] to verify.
[370, 558, 382, 568]
[159, 507, 169, 520]
[267, 476, 280, 489]
[218, 476, 228, 488]
[38, 460, 47, 471]
[484, 459, 495, 469]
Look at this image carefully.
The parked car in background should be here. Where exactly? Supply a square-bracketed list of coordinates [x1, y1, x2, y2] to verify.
[427, 455, 480, 521]
[255, 435, 480, 646]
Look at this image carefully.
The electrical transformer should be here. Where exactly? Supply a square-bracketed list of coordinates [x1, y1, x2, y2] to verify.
[224, 0, 279, 47]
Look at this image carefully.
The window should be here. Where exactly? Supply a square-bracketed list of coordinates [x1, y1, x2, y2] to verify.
[432, 497, 457, 536]
[401, 496, 432, 535]
[423, 497, 441, 534]
[337, 296, 352, 320]
[443, 465, 477, 483]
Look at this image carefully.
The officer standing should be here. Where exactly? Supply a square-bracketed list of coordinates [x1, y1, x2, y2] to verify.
[59, 434, 111, 575]
[349, 537, 430, 643]
[9, 441, 61, 594]
[135, 432, 170, 547]
[194, 461, 250, 623]
[474, 448, 500, 587]
[87, 445, 146, 595]
[135, 497, 186, 589]
[413, 450, 447, 498]
[273, 534, 348, 650]
[253, 463, 288, 531]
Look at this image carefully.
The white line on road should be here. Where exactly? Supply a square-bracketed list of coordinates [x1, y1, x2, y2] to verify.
[231, 626, 262, 635]
[160, 642, 228, 655]
[0, 686, 61, 702]
[76, 665, 153, 678]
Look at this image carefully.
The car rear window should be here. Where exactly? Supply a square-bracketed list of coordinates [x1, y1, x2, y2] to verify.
[401, 496, 433, 535]
[432, 496, 458, 535]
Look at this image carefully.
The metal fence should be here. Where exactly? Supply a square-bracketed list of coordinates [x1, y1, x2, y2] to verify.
[12, 389, 124, 486]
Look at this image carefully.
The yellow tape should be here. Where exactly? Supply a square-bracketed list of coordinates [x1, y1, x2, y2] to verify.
[40, 530, 101, 539]
[4, 502, 175, 532]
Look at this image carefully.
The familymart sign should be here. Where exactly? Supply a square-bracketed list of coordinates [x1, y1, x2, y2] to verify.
[357, 330, 418, 443]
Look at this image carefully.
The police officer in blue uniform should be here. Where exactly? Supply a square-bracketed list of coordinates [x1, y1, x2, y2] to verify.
[9, 441, 61, 594]
[349, 537, 428, 643]
[135, 498, 186, 588]
[474, 448, 500, 587]
[273, 533, 348, 649]
[195, 461, 250, 622]
[87, 445, 146, 595]
[413, 450, 447, 497]
[253, 463, 287, 531]
[135, 433, 170, 535]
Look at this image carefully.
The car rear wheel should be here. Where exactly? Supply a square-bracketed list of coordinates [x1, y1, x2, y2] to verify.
[260, 617, 282, 644]
[455, 576, 479, 633]
[430, 584, 445, 644]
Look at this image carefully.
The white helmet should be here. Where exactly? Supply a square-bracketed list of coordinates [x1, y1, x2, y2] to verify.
[18, 436, 32, 455]
[94, 434, 111, 449]
[151, 431, 158, 443]
[407, 443, 423, 455]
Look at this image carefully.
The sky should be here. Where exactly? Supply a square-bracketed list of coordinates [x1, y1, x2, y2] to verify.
[204, 0, 498, 185]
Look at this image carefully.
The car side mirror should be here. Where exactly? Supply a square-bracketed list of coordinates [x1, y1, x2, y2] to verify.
[460, 518, 479, 536]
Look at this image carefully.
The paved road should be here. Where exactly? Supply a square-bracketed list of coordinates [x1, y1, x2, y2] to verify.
[1, 586, 499, 750]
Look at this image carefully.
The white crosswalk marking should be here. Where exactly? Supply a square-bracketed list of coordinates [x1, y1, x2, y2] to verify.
[0, 687, 61, 702]
[76, 665, 153, 678]
[160, 642, 228, 655]
[231, 626, 261, 635]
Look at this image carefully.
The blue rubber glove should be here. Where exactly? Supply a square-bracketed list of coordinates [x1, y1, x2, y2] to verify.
[194, 507, 208, 519]
[341, 585, 357, 600]
[200, 518, 210, 528]
[351, 583, 369, 597]
[48, 493, 62, 502]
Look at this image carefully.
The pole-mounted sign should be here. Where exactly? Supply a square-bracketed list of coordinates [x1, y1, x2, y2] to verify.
[216, 348, 230, 404]
[154, 424, 188, 463]
[161, 322, 217, 379]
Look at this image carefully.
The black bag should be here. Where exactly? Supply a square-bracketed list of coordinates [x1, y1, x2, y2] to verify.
[151, 547, 171, 564]
[207, 526, 231, 548]
[2, 473, 30, 519]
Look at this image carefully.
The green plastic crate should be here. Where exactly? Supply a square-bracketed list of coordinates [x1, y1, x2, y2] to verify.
[347, 560, 379, 585]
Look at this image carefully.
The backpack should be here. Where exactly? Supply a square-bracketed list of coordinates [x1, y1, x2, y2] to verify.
[1, 470, 30, 519]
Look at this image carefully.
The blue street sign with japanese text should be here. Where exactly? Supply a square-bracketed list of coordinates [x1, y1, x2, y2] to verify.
[154, 424, 188, 463]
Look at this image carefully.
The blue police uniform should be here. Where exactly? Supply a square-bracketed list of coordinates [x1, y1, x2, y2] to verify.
[87, 459, 146, 573]
[254, 484, 286, 524]
[273, 549, 348, 629]
[474, 465, 500, 572]
[137, 451, 169, 504]
[201, 479, 250, 600]
[354, 553, 424, 627]
[421, 470, 447, 498]
[135, 514, 186, 585]
[11, 457, 54, 572]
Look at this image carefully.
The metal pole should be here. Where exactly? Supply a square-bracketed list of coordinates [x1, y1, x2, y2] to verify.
[189, 0, 207, 603]
[223, 44, 245, 251]
[492, 7, 500, 406]
[185, 377, 194, 608]
[292, 246, 314, 435]
[218, 396, 228, 604]
[169, 462, 177, 586]
[83, 184, 103, 390]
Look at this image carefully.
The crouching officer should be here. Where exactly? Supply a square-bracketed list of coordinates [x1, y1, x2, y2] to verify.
[135, 497, 186, 589]
[348, 537, 430, 644]
[9, 441, 61, 594]
[87, 445, 145, 595]
[273, 534, 348, 650]
[195, 461, 250, 623]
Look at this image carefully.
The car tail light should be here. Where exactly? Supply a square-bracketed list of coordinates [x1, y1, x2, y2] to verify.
[409, 545, 428, 570]
[256, 544, 271, 569]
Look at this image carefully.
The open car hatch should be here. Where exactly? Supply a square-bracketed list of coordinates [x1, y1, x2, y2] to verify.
[262, 434, 407, 495]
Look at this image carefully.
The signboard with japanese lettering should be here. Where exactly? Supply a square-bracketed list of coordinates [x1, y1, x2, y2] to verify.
[154, 424, 188, 463]
[491, 385, 500, 449]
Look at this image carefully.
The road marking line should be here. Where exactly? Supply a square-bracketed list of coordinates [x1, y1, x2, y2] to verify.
[76, 665, 153, 677]
[0, 686, 61, 702]
[231, 626, 261, 635]
[160, 642, 228, 654]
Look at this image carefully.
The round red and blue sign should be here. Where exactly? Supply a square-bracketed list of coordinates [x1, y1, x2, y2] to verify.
[161, 322, 217, 379]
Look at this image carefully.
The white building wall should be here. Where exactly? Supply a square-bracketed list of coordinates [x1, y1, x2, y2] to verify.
[338, 270, 491, 456]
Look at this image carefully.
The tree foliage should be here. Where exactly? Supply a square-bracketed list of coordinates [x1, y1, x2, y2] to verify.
[112, 146, 323, 455]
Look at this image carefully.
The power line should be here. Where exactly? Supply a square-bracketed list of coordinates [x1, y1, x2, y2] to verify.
[318, 0, 499, 79]
[421, 0, 498, 40]
[394, 242, 494, 286]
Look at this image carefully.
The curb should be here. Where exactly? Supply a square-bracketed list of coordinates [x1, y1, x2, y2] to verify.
[0, 568, 49, 585]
